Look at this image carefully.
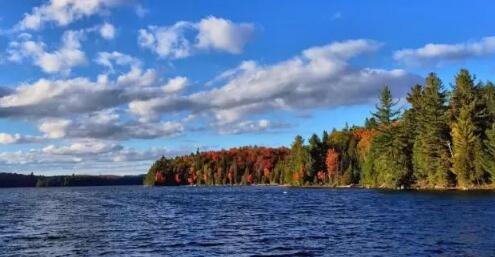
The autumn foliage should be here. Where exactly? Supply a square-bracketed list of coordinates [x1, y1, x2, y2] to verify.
[325, 148, 339, 182]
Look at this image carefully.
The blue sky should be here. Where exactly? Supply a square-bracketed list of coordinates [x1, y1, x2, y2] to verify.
[0, 0, 494, 175]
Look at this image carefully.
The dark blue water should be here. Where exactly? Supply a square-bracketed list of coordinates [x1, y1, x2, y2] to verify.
[0, 186, 494, 257]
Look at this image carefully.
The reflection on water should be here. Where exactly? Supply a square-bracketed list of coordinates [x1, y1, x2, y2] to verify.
[0, 186, 494, 256]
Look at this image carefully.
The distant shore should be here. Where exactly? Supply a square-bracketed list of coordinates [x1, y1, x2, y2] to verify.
[0, 172, 144, 188]
[2, 172, 494, 191]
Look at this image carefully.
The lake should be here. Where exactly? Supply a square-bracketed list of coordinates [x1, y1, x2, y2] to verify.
[0, 186, 494, 256]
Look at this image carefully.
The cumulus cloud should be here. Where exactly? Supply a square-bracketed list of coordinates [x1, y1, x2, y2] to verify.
[0, 133, 43, 144]
[95, 51, 141, 72]
[162, 76, 188, 94]
[116, 66, 157, 87]
[138, 22, 193, 59]
[0, 78, 119, 118]
[138, 16, 254, 59]
[38, 112, 184, 140]
[99, 22, 115, 40]
[130, 39, 421, 124]
[7, 30, 86, 74]
[0, 70, 162, 118]
[215, 119, 290, 135]
[196, 16, 255, 54]
[394, 36, 495, 66]
[0, 143, 186, 175]
[17, 0, 128, 30]
[42, 141, 123, 155]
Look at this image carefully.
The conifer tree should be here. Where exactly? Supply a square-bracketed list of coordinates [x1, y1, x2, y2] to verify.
[372, 86, 399, 127]
[482, 123, 495, 184]
[309, 133, 324, 180]
[412, 73, 452, 187]
[451, 104, 480, 187]
[448, 69, 486, 186]
[285, 135, 312, 185]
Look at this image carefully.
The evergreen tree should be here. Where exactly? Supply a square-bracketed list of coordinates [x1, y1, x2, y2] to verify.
[364, 117, 378, 129]
[285, 135, 312, 185]
[448, 69, 486, 186]
[362, 86, 412, 187]
[448, 69, 476, 122]
[482, 123, 495, 184]
[372, 86, 399, 127]
[451, 104, 482, 187]
[412, 73, 453, 187]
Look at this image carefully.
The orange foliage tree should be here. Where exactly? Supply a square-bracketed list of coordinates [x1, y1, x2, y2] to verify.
[326, 148, 339, 183]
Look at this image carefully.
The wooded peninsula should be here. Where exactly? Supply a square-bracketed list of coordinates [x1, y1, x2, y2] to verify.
[145, 69, 495, 190]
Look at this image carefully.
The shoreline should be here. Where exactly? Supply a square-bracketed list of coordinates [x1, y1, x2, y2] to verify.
[166, 183, 495, 192]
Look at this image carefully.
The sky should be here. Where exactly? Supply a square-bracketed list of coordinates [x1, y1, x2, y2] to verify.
[0, 0, 495, 175]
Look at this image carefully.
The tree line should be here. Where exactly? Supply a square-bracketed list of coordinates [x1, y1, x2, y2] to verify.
[145, 69, 495, 189]
[0, 173, 144, 187]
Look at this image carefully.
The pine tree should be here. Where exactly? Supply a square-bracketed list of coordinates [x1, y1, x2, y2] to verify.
[372, 86, 399, 127]
[362, 86, 412, 188]
[412, 73, 452, 187]
[482, 123, 495, 184]
[448, 69, 476, 122]
[451, 104, 481, 187]
[448, 69, 486, 186]
[309, 133, 324, 180]
[285, 135, 312, 185]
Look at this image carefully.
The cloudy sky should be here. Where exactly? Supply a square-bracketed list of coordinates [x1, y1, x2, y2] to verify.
[0, 0, 494, 175]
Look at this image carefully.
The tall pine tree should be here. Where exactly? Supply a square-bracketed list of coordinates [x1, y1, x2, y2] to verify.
[412, 73, 452, 187]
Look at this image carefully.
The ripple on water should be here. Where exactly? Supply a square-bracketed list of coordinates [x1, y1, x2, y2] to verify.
[0, 186, 495, 256]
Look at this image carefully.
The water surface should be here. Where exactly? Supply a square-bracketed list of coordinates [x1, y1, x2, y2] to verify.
[1, 186, 494, 256]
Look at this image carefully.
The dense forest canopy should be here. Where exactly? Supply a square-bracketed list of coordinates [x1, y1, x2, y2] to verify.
[0, 173, 144, 188]
[146, 69, 495, 189]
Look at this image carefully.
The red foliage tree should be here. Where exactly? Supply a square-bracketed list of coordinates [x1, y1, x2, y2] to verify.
[175, 174, 181, 184]
[317, 170, 326, 182]
[155, 171, 165, 185]
[326, 148, 339, 182]
[246, 174, 254, 184]
[354, 128, 377, 159]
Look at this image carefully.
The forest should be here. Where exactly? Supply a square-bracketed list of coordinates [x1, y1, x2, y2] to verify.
[145, 69, 495, 189]
[0, 173, 144, 188]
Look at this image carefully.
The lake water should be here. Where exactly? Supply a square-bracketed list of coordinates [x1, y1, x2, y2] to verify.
[0, 186, 494, 256]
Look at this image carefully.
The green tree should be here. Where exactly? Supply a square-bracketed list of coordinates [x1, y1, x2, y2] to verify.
[412, 73, 453, 187]
[482, 123, 495, 184]
[372, 86, 399, 127]
[284, 135, 312, 185]
[451, 104, 483, 187]
[448, 69, 486, 186]
[308, 133, 325, 181]
[362, 86, 412, 188]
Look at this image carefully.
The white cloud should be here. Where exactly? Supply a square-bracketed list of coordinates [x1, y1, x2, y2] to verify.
[0, 78, 110, 116]
[138, 22, 193, 59]
[42, 141, 123, 155]
[162, 76, 188, 94]
[138, 16, 255, 59]
[0, 73, 163, 118]
[394, 36, 495, 66]
[37, 113, 184, 140]
[0, 143, 187, 175]
[116, 66, 157, 87]
[196, 16, 254, 54]
[99, 22, 115, 40]
[39, 119, 72, 139]
[216, 119, 290, 134]
[7, 30, 86, 74]
[95, 51, 141, 72]
[17, 0, 128, 30]
[0, 133, 42, 144]
[130, 39, 421, 126]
